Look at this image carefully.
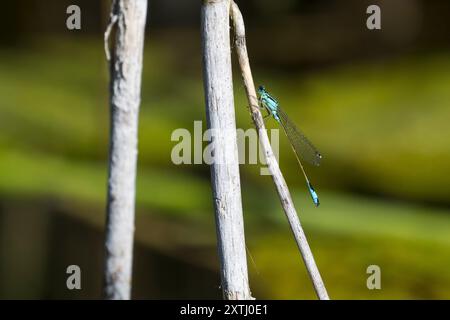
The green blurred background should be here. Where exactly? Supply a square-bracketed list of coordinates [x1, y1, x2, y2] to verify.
[0, 0, 450, 299]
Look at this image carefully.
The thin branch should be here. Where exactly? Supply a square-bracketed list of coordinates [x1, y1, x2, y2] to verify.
[104, 13, 118, 61]
[201, 0, 253, 300]
[103, 0, 148, 300]
[230, 0, 329, 300]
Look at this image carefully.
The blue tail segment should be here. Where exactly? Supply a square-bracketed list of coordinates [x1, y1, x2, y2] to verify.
[307, 182, 320, 207]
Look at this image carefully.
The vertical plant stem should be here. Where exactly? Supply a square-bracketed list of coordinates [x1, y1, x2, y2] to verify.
[230, 1, 329, 300]
[103, 0, 148, 300]
[201, 0, 252, 300]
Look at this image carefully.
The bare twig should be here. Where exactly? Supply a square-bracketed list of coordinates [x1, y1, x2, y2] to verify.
[104, 11, 118, 61]
[230, 1, 329, 300]
[103, 0, 148, 300]
[201, 0, 253, 300]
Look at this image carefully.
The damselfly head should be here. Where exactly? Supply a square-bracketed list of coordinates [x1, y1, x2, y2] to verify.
[258, 85, 265, 94]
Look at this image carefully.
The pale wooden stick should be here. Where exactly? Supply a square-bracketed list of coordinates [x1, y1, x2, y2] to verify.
[201, 0, 253, 300]
[230, 1, 329, 300]
[103, 0, 148, 300]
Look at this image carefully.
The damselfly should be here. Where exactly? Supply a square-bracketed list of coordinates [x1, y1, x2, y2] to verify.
[258, 85, 322, 207]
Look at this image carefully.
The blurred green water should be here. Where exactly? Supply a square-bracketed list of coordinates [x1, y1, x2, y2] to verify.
[0, 37, 449, 299]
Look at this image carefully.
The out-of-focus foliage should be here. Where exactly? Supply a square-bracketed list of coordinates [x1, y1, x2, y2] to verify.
[1, 37, 449, 298]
